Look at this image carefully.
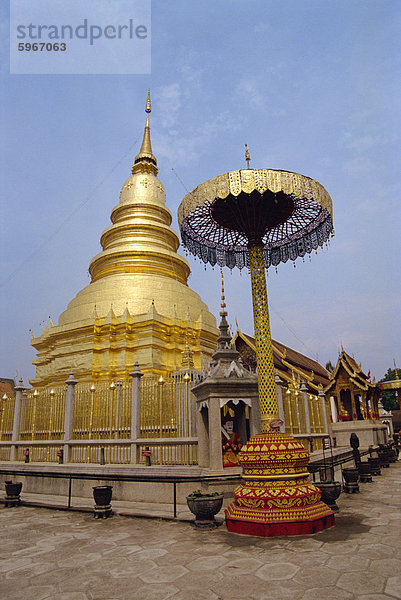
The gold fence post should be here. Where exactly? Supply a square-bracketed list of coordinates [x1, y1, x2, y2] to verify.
[0, 394, 6, 440]
[87, 383, 95, 463]
[115, 380, 122, 439]
[158, 376, 165, 441]
[46, 388, 55, 461]
[109, 382, 116, 439]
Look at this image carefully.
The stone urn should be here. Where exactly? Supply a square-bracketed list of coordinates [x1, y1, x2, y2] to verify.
[342, 467, 360, 493]
[4, 481, 22, 507]
[358, 461, 373, 483]
[388, 445, 398, 463]
[377, 447, 390, 468]
[368, 457, 381, 476]
[315, 481, 341, 512]
[93, 485, 113, 518]
[186, 493, 223, 529]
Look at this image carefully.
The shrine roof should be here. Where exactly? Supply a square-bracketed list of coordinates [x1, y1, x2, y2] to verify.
[0, 378, 15, 398]
[325, 349, 378, 393]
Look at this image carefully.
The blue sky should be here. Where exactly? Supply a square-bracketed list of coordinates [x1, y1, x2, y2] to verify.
[1, 0, 400, 384]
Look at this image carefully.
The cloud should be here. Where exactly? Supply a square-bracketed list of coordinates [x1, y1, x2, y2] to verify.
[154, 109, 240, 166]
[236, 78, 264, 110]
[342, 131, 399, 151]
[342, 155, 375, 175]
[157, 83, 182, 128]
[254, 23, 269, 33]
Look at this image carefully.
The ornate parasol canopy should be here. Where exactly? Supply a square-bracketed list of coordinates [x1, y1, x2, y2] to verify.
[178, 161, 336, 537]
[178, 169, 334, 269]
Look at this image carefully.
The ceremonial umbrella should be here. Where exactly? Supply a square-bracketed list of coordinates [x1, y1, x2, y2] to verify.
[178, 166, 334, 432]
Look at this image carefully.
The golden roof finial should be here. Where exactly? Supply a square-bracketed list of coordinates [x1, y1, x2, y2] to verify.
[132, 90, 158, 174]
[145, 88, 151, 113]
[245, 144, 251, 169]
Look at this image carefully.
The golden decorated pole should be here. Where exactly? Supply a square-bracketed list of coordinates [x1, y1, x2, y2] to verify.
[248, 240, 279, 431]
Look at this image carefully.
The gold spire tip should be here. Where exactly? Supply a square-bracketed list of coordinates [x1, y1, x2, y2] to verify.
[245, 144, 251, 169]
[132, 89, 157, 173]
[145, 89, 151, 113]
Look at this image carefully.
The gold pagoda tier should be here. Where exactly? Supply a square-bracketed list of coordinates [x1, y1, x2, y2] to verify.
[31, 95, 218, 386]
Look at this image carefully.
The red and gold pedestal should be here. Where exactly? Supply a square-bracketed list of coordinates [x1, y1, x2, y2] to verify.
[225, 431, 334, 537]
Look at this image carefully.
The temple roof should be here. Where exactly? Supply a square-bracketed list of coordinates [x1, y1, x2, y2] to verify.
[324, 349, 378, 393]
[0, 378, 15, 398]
[232, 329, 329, 391]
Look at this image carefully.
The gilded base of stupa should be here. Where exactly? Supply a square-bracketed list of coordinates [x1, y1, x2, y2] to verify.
[225, 431, 334, 537]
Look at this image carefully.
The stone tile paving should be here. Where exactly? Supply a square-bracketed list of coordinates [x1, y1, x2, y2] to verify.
[1, 460, 400, 600]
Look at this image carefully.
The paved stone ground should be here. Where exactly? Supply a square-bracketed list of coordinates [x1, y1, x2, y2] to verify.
[1, 461, 400, 600]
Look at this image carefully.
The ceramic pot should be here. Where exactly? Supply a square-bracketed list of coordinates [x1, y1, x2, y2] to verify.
[358, 461, 372, 483]
[92, 485, 113, 518]
[186, 494, 223, 528]
[342, 467, 360, 493]
[377, 448, 390, 468]
[315, 481, 341, 512]
[4, 481, 22, 507]
[368, 457, 381, 476]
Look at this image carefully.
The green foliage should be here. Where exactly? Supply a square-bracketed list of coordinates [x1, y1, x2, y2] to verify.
[378, 368, 400, 411]
[188, 490, 221, 498]
[325, 360, 335, 373]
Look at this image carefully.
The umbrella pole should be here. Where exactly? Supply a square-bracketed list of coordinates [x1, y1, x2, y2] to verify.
[248, 241, 278, 432]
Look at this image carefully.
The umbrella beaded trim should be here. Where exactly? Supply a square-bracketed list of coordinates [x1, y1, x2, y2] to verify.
[178, 169, 334, 269]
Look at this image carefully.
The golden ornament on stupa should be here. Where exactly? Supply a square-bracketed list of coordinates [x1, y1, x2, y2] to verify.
[178, 145, 335, 536]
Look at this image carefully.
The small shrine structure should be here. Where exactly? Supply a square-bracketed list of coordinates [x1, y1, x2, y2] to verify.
[191, 278, 260, 473]
[325, 349, 385, 447]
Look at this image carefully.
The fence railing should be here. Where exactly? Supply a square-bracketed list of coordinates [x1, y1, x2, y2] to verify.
[0, 368, 334, 466]
[0, 367, 199, 466]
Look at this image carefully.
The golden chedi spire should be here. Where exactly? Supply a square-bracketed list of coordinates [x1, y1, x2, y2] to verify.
[132, 89, 157, 174]
[31, 93, 218, 385]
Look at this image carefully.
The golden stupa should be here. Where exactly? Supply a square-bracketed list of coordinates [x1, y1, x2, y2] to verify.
[31, 93, 218, 386]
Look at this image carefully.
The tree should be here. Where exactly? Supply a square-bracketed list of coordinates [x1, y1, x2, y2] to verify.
[325, 360, 335, 374]
[378, 368, 400, 412]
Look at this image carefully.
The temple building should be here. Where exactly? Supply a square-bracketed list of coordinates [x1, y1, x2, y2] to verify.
[324, 348, 380, 422]
[233, 329, 330, 392]
[30, 94, 218, 387]
[325, 348, 383, 447]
